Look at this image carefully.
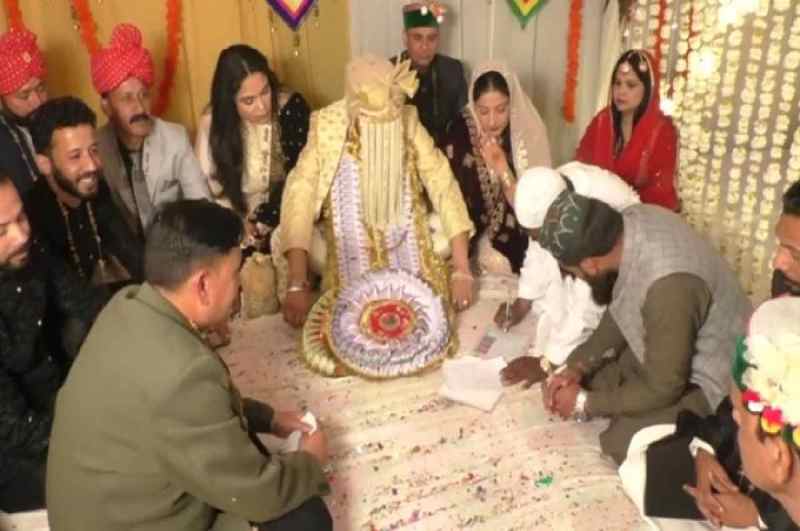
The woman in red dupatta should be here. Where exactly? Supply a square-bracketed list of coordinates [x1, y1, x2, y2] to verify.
[576, 49, 679, 211]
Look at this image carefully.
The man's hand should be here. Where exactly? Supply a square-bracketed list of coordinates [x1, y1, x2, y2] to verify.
[283, 289, 312, 328]
[715, 492, 760, 528]
[270, 411, 314, 439]
[695, 449, 738, 495]
[683, 486, 758, 528]
[683, 484, 723, 527]
[542, 366, 583, 411]
[450, 273, 474, 312]
[683, 449, 742, 527]
[501, 356, 547, 388]
[300, 429, 328, 466]
[550, 382, 580, 418]
[494, 298, 532, 331]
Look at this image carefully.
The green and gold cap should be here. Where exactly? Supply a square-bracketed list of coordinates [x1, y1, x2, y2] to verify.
[403, 2, 446, 29]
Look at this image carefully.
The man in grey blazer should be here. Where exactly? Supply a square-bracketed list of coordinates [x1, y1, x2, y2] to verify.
[90, 23, 209, 239]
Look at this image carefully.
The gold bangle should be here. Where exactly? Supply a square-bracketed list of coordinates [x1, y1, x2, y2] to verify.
[287, 280, 310, 293]
[451, 271, 474, 282]
[499, 170, 515, 188]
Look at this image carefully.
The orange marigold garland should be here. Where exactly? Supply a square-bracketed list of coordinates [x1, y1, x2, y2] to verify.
[3, 0, 24, 31]
[70, 0, 100, 54]
[153, 0, 183, 116]
[562, 0, 583, 123]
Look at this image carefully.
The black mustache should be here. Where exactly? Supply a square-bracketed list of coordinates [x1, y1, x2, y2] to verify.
[130, 114, 151, 125]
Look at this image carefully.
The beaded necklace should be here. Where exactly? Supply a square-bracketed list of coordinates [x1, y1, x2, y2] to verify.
[57, 200, 105, 280]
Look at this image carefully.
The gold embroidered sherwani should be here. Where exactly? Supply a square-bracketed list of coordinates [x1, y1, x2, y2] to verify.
[279, 99, 472, 261]
[274, 98, 473, 376]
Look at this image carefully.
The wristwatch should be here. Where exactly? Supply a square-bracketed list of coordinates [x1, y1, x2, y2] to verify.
[573, 389, 589, 423]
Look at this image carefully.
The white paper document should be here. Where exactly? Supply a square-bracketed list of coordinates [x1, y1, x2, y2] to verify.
[474, 329, 531, 363]
[439, 356, 507, 412]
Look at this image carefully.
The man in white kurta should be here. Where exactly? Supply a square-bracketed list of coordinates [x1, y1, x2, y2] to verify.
[498, 162, 640, 368]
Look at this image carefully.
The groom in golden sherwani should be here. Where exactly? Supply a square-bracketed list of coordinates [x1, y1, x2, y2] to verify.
[274, 55, 474, 323]
[271, 54, 474, 376]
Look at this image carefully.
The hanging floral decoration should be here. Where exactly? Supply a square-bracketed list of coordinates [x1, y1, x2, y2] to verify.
[153, 0, 183, 116]
[506, 0, 549, 29]
[562, 0, 583, 123]
[265, 0, 318, 31]
[652, 0, 668, 75]
[70, 0, 100, 54]
[3, 0, 24, 31]
[675, 2, 697, 96]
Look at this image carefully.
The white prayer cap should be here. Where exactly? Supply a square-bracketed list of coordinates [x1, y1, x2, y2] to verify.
[558, 161, 597, 184]
[513, 166, 566, 229]
[748, 296, 800, 343]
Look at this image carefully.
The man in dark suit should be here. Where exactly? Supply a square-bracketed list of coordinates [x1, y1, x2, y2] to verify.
[0, 172, 102, 513]
[0, 29, 48, 200]
[26, 96, 143, 291]
[393, 1, 467, 145]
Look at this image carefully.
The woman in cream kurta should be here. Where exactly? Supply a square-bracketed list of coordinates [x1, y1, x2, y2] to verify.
[195, 44, 310, 320]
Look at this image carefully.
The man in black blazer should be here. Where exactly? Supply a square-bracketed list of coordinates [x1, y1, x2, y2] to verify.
[392, 2, 467, 145]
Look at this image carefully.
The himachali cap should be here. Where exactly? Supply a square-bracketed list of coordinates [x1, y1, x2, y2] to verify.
[403, 2, 446, 29]
[90, 23, 155, 95]
[0, 29, 47, 96]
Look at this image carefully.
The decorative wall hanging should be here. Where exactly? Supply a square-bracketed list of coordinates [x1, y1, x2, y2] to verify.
[265, 0, 318, 31]
[625, 0, 800, 301]
[506, 0, 548, 29]
[3, 0, 24, 31]
[562, 0, 583, 122]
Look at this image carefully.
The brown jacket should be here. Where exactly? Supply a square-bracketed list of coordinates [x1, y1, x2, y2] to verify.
[46, 283, 328, 531]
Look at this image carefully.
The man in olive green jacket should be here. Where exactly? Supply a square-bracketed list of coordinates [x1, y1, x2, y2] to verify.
[46, 200, 331, 531]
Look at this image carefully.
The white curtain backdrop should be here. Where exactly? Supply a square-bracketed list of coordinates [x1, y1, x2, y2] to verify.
[349, 0, 621, 165]
[626, 0, 800, 301]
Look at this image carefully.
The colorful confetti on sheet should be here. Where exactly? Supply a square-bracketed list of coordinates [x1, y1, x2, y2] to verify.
[222, 275, 647, 530]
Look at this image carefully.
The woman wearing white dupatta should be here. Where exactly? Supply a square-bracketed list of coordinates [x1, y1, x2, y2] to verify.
[442, 61, 551, 273]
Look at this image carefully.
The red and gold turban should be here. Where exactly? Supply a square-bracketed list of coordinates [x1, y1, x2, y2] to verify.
[0, 29, 46, 96]
[90, 23, 154, 94]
